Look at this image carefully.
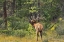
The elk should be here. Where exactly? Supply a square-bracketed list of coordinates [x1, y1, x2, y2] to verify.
[29, 13, 43, 41]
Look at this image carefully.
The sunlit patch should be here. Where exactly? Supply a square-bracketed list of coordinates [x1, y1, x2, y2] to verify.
[50, 24, 58, 31]
[59, 18, 62, 21]
[51, 27, 55, 31]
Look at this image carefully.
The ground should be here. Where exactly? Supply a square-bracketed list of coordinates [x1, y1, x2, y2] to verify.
[0, 34, 64, 42]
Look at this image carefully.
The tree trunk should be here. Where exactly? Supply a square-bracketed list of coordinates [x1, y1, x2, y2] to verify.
[3, 0, 7, 29]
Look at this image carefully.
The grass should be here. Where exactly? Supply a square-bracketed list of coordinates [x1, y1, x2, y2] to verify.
[0, 34, 42, 42]
[0, 34, 64, 42]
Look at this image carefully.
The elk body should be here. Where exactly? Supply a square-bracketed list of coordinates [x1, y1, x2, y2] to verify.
[29, 19, 43, 41]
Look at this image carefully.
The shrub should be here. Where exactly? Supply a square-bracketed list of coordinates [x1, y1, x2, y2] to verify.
[27, 24, 35, 35]
[0, 30, 27, 37]
[8, 16, 29, 30]
[56, 20, 64, 35]
[12, 30, 27, 37]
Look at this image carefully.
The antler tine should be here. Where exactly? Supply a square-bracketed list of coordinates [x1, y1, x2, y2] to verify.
[29, 13, 33, 20]
[32, 12, 37, 21]
[36, 13, 40, 22]
[32, 15, 35, 20]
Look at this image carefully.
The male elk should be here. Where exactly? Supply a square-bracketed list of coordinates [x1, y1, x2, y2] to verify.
[29, 19, 43, 41]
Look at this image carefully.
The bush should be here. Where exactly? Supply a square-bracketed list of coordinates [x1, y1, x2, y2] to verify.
[12, 30, 27, 37]
[0, 30, 27, 37]
[27, 24, 35, 35]
[56, 20, 64, 35]
[0, 30, 12, 35]
[8, 16, 29, 30]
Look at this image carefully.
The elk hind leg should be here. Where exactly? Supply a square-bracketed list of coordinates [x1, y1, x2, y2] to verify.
[36, 31, 39, 41]
[40, 31, 42, 40]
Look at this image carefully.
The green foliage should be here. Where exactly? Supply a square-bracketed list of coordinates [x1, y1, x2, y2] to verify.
[0, 30, 27, 37]
[27, 23, 35, 35]
[16, 9, 29, 18]
[42, 0, 61, 22]
[29, 6, 38, 13]
[12, 30, 27, 37]
[56, 20, 64, 35]
[7, 16, 29, 30]
[0, 30, 12, 35]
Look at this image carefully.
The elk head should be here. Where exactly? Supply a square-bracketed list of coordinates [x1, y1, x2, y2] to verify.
[29, 12, 37, 25]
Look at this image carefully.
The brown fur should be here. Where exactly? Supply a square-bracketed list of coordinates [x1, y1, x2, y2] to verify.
[29, 20, 43, 41]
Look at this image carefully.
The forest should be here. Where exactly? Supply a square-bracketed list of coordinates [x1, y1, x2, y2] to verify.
[0, 0, 64, 42]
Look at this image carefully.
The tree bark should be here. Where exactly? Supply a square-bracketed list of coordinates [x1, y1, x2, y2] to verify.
[3, 0, 7, 29]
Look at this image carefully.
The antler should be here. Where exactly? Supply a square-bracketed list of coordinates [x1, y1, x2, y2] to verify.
[29, 12, 41, 23]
